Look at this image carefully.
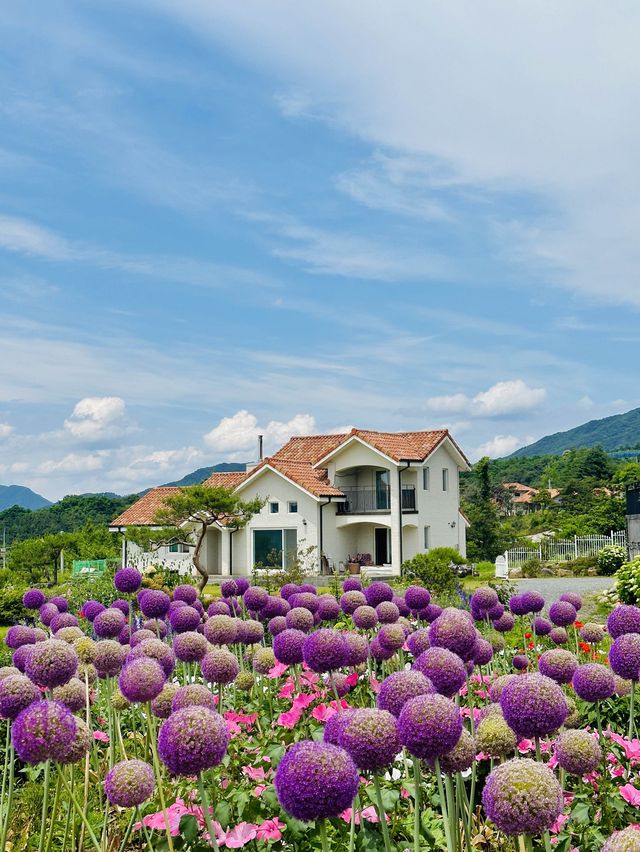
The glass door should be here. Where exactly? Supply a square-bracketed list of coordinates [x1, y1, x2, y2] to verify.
[375, 470, 390, 510]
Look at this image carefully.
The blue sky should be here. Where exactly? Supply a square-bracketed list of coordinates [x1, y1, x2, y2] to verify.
[1, 1, 640, 500]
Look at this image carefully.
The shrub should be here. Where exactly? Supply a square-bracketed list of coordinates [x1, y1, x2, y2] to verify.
[615, 557, 640, 605]
[521, 558, 542, 578]
[0, 587, 28, 625]
[401, 547, 465, 597]
[597, 545, 628, 576]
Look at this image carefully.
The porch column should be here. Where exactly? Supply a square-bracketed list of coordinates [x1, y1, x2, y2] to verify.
[390, 465, 402, 575]
[220, 528, 231, 576]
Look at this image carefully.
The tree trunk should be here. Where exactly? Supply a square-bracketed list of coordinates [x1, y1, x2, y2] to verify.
[192, 522, 209, 595]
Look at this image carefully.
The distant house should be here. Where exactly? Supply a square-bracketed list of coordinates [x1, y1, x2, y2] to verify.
[497, 482, 561, 516]
[111, 428, 470, 578]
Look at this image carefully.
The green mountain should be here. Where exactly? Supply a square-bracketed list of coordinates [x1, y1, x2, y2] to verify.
[162, 462, 246, 487]
[0, 484, 51, 511]
[511, 407, 640, 458]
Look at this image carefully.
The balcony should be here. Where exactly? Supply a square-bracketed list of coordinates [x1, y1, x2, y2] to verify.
[337, 485, 416, 514]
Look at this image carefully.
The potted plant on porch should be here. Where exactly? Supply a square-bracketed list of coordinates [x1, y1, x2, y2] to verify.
[346, 553, 373, 574]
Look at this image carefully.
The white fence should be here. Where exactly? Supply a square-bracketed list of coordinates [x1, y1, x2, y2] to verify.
[505, 531, 627, 568]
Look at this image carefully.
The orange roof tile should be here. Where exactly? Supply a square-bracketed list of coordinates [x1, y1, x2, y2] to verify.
[240, 458, 345, 498]
[202, 470, 250, 489]
[110, 487, 182, 526]
[271, 434, 348, 464]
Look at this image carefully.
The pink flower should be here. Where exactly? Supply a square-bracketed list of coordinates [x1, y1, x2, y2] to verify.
[256, 818, 285, 841]
[277, 708, 302, 728]
[242, 765, 266, 782]
[278, 680, 295, 699]
[620, 784, 640, 807]
[224, 822, 259, 848]
[93, 731, 109, 743]
[268, 662, 288, 678]
[345, 672, 359, 687]
[518, 738, 535, 753]
[369, 675, 380, 693]
[549, 813, 570, 835]
[225, 711, 258, 728]
[225, 719, 242, 738]
[253, 784, 267, 798]
[311, 703, 336, 723]
[292, 693, 314, 711]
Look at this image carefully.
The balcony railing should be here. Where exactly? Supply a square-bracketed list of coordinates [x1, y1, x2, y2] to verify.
[337, 485, 416, 514]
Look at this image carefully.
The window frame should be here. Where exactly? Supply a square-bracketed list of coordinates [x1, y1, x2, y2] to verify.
[422, 466, 430, 490]
[442, 468, 449, 491]
[252, 528, 298, 569]
[424, 525, 431, 550]
[287, 500, 298, 514]
[269, 501, 280, 514]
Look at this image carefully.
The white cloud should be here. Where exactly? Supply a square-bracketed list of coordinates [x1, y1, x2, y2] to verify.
[474, 435, 526, 459]
[38, 452, 108, 474]
[0, 215, 74, 260]
[203, 410, 316, 457]
[64, 396, 126, 439]
[427, 380, 546, 417]
[0, 424, 13, 439]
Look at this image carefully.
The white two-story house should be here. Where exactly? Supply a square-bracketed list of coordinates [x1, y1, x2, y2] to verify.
[110, 428, 470, 578]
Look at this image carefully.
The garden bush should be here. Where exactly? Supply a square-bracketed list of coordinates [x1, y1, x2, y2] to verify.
[615, 556, 640, 604]
[521, 557, 542, 578]
[0, 587, 27, 625]
[597, 544, 628, 576]
[401, 547, 465, 596]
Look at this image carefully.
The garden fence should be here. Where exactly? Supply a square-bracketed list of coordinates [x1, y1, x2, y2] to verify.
[504, 530, 627, 568]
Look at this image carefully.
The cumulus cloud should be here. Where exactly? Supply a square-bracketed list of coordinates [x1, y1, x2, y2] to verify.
[473, 435, 528, 459]
[64, 396, 126, 440]
[0, 423, 13, 439]
[203, 410, 316, 457]
[38, 452, 108, 474]
[427, 380, 546, 417]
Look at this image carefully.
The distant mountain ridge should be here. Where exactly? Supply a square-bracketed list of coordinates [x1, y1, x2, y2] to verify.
[510, 406, 640, 458]
[161, 462, 246, 487]
[0, 484, 51, 511]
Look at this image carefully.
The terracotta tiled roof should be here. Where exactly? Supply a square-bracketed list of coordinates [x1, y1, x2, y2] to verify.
[202, 470, 250, 489]
[271, 434, 348, 464]
[241, 459, 345, 498]
[110, 487, 182, 526]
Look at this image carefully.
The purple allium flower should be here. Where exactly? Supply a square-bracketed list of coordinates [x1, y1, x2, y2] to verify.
[549, 600, 577, 627]
[550, 627, 568, 645]
[114, 568, 142, 594]
[340, 591, 367, 615]
[393, 595, 410, 617]
[398, 693, 462, 760]
[338, 708, 400, 771]
[52, 677, 86, 712]
[118, 626, 131, 645]
[169, 606, 201, 634]
[538, 649, 579, 684]
[326, 672, 351, 697]
[473, 637, 494, 666]
[377, 624, 406, 653]
[579, 622, 605, 644]
[607, 605, 640, 639]
[352, 605, 377, 629]
[370, 637, 394, 661]
[482, 758, 562, 836]
[521, 591, 545, 614]
[572, 663, 615, 702]
[471, 586, 499, 613]
[377, 670, 434, 718]
[533, 617, 552, 636]
[602, 828, 640, 852]
[554, 729, 602, 775]
[324, 708, 358, 745]
[118, 658, 166, 703]
[512, 654, 529, 671]
[342, 578, 362, 592]
[0, 667, 20, 680]
[317, 595, 340, 621]
[93, 608, 127, 639]
[404, 585, 431, 611]
[207, 600, 230, 616]
[406, 628, 430, 657]
[32, 628, 47, 642]
[375, 601, 399, 624]
[158, 706, 228, 775]
[342, 632, 369, 667]
[105, 759, 154, 807]
[493, 612, 516, 633]
[428, 608, 476, 658]
[111, 599, 130, 616]
[279, 583, 300, 600]
[204, 615, 238, 646]
[273, 628, 305, 665]
[25, 639, 78, 688]
[260, 596, 289, 620]
[413, 647, 466, 697]
[5, 626, 36, 650]
[171, 684, 216, 713]
[609, 633, 640, 681]
[59, 717, 92, 765]
[151, 683, 179, 719]
[140, 590, 171, 619]
[285, 607, 315, 633]
[12, 700, 76, 764]
[231, 577, 248, 595]
[488, 602, 505, 621]
[435, 728, 475, 774]
[268, 616, 288, 636]
[128, 638, 175, 678]
[559, 592, 582, 611]
[12, 645, 32, 673]
[614, 675, 632, 697]
[94, 640, 126, 678]
[201, 648, 239, 684]
[508, 595, 529, 617]
[173, 584, 198, 605]
[289, 593, 319, 613]
[0, 674, 39, 719]
[364, 581, 394, 607]
[274, 740, 359, 822]
[299, 583, 316, 594]
[22, 589, 46, 610]
[39, 602, 59, 626]
[173, 631, 208, 662]
[130, 629, 156, 647]
[252, 646, 275, 675]
[303, 629, 347, 673]
[500, 673, 568, 738]
[236, 619, 264, 645]
[220, 579, 238, 598]
[48, 596, 68, 612]
[51, 613, 79, 633]
[143, 619, 168, 639]
[419, 603, 443, 623]
[82, 600, 105, 622]
[243, 586, 269, 611]
[476, 714, 516, 758]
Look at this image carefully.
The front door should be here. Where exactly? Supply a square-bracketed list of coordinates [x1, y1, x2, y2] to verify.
[375, 528, 391, 565]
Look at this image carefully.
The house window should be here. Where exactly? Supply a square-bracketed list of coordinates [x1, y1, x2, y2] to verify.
[424, 525, 431, 550]
[288, 501, 298, 513]
[168, 542, 189, 553]
[442, 468, 449, 491]
[422, 467, 430, 490]
[253, 529, 297, 568]
[269, 502, 279, 514]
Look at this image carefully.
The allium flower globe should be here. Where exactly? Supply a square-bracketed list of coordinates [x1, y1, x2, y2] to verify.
[22, 589, 46, 610]
[538, 649, 579, 684]
[94, 640, 127, 679]
[375, 601, 400, 624]
[173, 631, 208, 663]
[323, 709, 358, 745]
[12, 700, 77, 764]
[105, 759, 155, 807]
[580, 622, 605, 644]
[608, 605, 640, 640]
[201, 648, 239, 684]
[554, 729, 602, 775]
[150, 683, 179, 719]
[609, 633, 640, 681]
[338, 708, 400, 771]
[273, 628, 306, 665]
[81, 600, 105, 622]
[398, 693, 463, 760]
[5, 625, 36, 649]
[377, 624, 406, 653]
[572, 663, 616, 702]
[428, 607, 476, 658]
[406, 628, 430, 657]
[602, 827, 640, 852]
[243, 586, 269, 611]
[435, 728, 475, 775]
[171, 683, 216, 712]
[352, 605, 378, 629]
[377, 670, 434, 718]
[140, 590, 171, 619]
[0, 674, 39, 719]
[93, 608, 127, 639]
[476, 714, 517, 758]
[340, 591, 367, 615]
[25, 639, 78, 688]
[559, 591, 583, 611]
[118, 658, 166, 703]
[521, 590, 545, 613]
[404, 585, 431, 611]
[204, 614, 238, 646]
[158, 706, 229, 775]
[60, 717, 92, 765]
[303, 629, 347, 673]
[549, 600, 577, 627]
[128, 638, 175, 677]
[482, 758, 562, 836]
[173, 584, 198, 604]
[169, 606, 201, 633]
[342, 632, 369, 667]
[114, 567, 142, 594]
[500, 673, 568, 738]
[412, 647, 466, 697]
[549, 627, 569, 645]
[52, 678, 86, 712]
[342, 578, 362, 592]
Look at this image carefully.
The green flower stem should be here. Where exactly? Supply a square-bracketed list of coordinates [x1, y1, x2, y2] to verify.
[348, 799, 356, 852]
[523, 835, 533, 852]
[457, 773, 472, 852]
[137, 805, 157, 851]
[319, 818, 330, 852]
[596, 702, 604, 741]
[218, 682, 224, 715]
[0, 723, 9, 824]
[543, 830, 553, 852]
[78, 669, 92, 850]
[535, 736, 542, 762]
[372, 774, 392, 852]
[146, 703, 175, 852]
[0, 743, 14, 852]
[434, 757, 455, 852]
[628, 680, 636, 741]
[37, 759, 51, 852]
[197, 772, 220, 851]
[117, 805, 136, 852]
[444, 773, 457, 852]
[45, 765, 63, 852]
[57, 767, 102, 852]
[412, 755, 421, 852]
[61, 767, 72, 852]
[329, 670, 342, 707]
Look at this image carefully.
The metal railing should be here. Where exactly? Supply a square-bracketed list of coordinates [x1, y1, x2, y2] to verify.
[505, 531, 627, 567]
[337, 485, 416, 514]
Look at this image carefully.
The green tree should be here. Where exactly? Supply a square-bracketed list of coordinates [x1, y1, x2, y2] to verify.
[154, 485, 264, 593]
[612, 461, 640, 488]
[464, 457, 514, 561]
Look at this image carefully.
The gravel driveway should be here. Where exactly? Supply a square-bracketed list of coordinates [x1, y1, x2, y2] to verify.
[514, 577, 614, 604]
